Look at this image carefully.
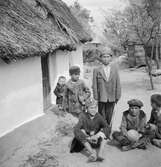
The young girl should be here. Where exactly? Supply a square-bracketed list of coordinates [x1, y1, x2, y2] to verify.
[54, 76, 66, 110]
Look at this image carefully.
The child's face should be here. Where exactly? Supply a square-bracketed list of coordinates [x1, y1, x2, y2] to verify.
[87, 106, 97, 118]
[151, 102, 160, 111]
[71, 74, 80, 82]
[101, 54, 112, 66]
[58, 78, 66, 85]
[129, 106, 140, 116]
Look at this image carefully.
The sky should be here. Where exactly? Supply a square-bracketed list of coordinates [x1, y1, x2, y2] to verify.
[62, 0, 129, 42]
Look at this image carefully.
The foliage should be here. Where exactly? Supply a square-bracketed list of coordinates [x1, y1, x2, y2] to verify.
[83, 49, 102, 63]
[124, 4, 157, 45]
[103, 10, 130, 51]
[103, 2, 161, 89]
[70, 1, 94, 36]
[103, 3, 158, 48]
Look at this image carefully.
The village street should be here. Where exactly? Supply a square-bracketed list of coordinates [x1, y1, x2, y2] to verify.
[0, 0, 161, 167]
[0, 65, 161, 167]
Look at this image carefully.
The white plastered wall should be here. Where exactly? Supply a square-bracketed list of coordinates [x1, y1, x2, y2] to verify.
[0, 57, 43, 137]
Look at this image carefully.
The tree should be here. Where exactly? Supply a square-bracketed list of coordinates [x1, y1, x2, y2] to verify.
[70, 1, 93, 36]
[128, 0, 161, 69]
[103, 3, 159, 89]
[144, 0, 161, 69]
[125, 4, 159, 89]
[103, 10, 130, 53]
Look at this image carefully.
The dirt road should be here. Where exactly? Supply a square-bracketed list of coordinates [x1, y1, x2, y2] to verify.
[1, 68, 161, 167]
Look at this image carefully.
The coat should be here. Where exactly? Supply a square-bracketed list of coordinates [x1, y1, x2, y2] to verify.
[54, 83, 65, 105]
[120, 110, 147, 136]
[63, 79, 90, 116]
[148, 109, 161, 138]
[92, 63, 121, 102]
[74, 112, 109, 143]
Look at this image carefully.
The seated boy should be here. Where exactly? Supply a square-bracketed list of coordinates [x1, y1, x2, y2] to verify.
[146, 94, 161, 148]
[112, 99, 147, 151]
[70, 99, 109, 162]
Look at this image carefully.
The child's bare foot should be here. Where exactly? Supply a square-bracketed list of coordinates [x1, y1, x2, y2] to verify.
[152, 139, 161, 148]
[96, 156, 104, 162]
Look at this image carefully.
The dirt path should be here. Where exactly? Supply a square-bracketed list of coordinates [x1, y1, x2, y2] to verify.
[1, 68, 161, 167]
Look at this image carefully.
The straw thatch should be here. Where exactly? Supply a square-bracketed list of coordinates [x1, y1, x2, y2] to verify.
[0, 0, 92, 60]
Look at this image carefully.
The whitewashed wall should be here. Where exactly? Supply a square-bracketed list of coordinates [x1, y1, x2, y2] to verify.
[49, 44, 84, 104]
[49, 50, 70, 104]
[0, 57, 43, 137]
[70, 44, 84, 78]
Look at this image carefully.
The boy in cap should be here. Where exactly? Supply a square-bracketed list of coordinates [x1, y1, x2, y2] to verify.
[63, 65, 91, 117]
[112, 99, 147, 151]
[146, 94, 161, 148]
[70, 99, 109, 162]
[92, 48, 121, 130]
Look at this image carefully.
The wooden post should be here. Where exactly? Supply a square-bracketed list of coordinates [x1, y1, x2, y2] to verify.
[155, 34, 160, 69]
[144, 45, 154, 90]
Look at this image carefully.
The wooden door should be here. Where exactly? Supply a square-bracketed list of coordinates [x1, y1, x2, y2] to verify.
[41, 54, 51, 111]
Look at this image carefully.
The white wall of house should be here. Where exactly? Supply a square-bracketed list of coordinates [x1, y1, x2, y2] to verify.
[70, 44, 84, 78]
[0, 57, 43, 137]
[49, 50, 70, 104]
[49, 44, 84, 104]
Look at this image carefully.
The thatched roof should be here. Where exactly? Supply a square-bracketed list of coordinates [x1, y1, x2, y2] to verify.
[0, 0, 92, 60]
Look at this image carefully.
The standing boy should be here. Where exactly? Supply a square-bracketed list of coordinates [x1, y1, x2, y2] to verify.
[92, 49, 121, 126]
[54, 76, 66, 110]
[63, 66, 90, 117]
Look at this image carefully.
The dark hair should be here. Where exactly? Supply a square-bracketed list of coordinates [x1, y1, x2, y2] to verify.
[100, 53, 112, 58]
[69, 66, 80, 75]
[58, 76, 66, 80]
[151, 94, 161, 107]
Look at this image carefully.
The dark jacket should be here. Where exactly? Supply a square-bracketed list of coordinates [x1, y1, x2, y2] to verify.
[54, 83, 65, 105]
[92, 63, 121, 102]
[74, 112, 109, 143]
[148, 109, 161, 138]
[63, 79, 90, 116]
[120, 110, 147, 136]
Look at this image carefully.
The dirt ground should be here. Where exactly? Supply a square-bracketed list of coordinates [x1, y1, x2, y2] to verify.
[0, 65, 161, 167]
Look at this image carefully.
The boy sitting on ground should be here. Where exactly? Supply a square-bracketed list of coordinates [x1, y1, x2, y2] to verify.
[146, 94, 161, 148]
[112, 99, 147, 151]
[70, 99, 109, 162]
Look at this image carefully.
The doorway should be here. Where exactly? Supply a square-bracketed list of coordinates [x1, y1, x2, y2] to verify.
[41, 54, 51, 111]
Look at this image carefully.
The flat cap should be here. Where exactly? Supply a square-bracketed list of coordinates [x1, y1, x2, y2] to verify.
[69, 65, 80, 75]
[86, 98, 98, 115]
[100, 47, 112, 57]
[85, 98, 97, 108]
[128, 99, 143, 107]
[151, 94, 161, 107]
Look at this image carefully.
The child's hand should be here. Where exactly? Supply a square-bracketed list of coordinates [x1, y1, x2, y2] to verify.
[90, 135, 98, 144]
[90, 131, 95, 136]
[149, 124, 157, 131]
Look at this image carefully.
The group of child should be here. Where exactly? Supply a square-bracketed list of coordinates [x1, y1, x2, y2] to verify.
[54, 65, 91, 116]
[71, 94, 161, 162]
[53, 65, 161, 162]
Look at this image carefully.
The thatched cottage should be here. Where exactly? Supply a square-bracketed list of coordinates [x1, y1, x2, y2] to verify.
[0, 0, 91, 136]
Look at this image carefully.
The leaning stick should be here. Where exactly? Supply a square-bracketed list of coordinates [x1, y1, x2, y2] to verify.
[109, 104, 117, 135]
